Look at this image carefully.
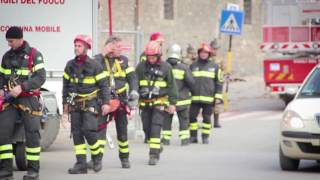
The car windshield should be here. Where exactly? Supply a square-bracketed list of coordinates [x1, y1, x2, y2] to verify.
[298, 67, 320, 98]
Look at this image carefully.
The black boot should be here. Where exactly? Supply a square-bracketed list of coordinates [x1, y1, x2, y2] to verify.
[181, 139, 190, 146]
[0, 159, 13, 180]
[161, 138, 170, 146]
[87, 152, 104, 170]
[93, 160, 102, 172]
[23, 171, 39, 180]
[92, 154, 102, 172]
[148, 155, 159, 166]
[120, 158, 131, 169]
[0, 171, 13, 180]
[190, 130, 198, 143]
[68, 163, 87, 174]
[189, 136, 198, 143]
[202, 135, 209, 144]
[213, 113, 221, 128]
[24, 160, 39, 180]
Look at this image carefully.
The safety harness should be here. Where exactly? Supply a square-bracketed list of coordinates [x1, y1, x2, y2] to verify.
[139, 65, 169, 108]
[10, 48, 41, 97]
[73, 91, 99, 114]
[97, 58, 131, 131]
[1, 48, 42, 116]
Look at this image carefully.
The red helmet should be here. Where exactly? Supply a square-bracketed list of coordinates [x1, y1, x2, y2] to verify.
[74, 34, 92, 49]
[144, 41, 161, 56]
[150, 32, 164, 43]
[198, 43, 212, 54]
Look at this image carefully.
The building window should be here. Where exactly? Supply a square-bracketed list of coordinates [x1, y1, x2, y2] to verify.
[244, 0, 252, 24]
[164, 0, 174, 20]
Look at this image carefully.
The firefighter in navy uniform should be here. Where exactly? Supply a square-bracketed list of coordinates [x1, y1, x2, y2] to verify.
[139, 32, 164, 62]
[161, 44, 194, 146]
[136, 41, 178, 165]
[183, 44, 197, 66]
[0, 27, 46, 180]
[93, 36, 139, 169]
[63, 34, 110, 174]
[210, 39, 224, 128]
[189, 43, 223, 144]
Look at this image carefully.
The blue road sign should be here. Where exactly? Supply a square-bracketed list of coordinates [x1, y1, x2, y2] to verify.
[219, 10, 244, 36]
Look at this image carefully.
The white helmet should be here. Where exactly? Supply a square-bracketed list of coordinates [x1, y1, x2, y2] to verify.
[167, 44, 182, 60]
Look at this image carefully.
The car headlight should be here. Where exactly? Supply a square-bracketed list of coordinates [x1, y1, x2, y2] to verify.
[283, 111, 304, 128]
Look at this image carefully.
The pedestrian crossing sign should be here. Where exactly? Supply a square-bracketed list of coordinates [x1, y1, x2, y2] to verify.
[219, 10, 244, 36]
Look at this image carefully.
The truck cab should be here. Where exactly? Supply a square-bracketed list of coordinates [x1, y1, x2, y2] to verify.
[261, 0, 320, 104]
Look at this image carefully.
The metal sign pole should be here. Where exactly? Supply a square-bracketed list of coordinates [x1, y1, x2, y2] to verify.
[219, 9, 244, 111]
[224, 35, 233, 111]
[227, 35, 233, 72]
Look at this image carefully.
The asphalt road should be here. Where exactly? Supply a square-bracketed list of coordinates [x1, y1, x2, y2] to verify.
[13, 77, 320, 180]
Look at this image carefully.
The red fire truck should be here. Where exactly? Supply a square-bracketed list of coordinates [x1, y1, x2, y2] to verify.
[261, 0, 320, 104]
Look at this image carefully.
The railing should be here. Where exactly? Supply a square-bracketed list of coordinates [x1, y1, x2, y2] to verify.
[263, 25, 320, 43]
[46, 70, 64, 79]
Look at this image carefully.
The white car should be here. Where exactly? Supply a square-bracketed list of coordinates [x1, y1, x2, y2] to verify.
[280, 64, 320, 171]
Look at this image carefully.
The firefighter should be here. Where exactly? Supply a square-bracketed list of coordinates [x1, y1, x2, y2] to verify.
[140, 32, 165, 144]
[63, 34, 110, 174]
[161, 44, 194, 146]
[0, 26, 46, 180]
[140, 32, 164, 62]
[189, 43, 223, 144]
[136, 41, 177, 165]
[210, 39, 224, 128]
[183, 44, 197, 65]
[0, 27, 46, 180]
[93, 36, 139, 169]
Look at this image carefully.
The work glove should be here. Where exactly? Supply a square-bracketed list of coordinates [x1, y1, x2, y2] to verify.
[167, 105, 176, 114]
[130, 90, 139, 100]
[128, 90, 139, 109]
[214, 98, 223, 105]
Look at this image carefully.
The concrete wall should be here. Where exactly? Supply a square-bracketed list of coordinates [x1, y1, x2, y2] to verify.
[98, 0, 265, 76]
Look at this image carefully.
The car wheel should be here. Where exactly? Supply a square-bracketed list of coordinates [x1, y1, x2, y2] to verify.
[14, 142, 27, 171]
[279, 146, 299, 171]
[40, 113, 60, 150]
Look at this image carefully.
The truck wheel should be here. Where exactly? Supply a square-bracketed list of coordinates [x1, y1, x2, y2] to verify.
[14, 142, 27, 171]
[40, 113, 60, 151]
[279, 147, 299, 171]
